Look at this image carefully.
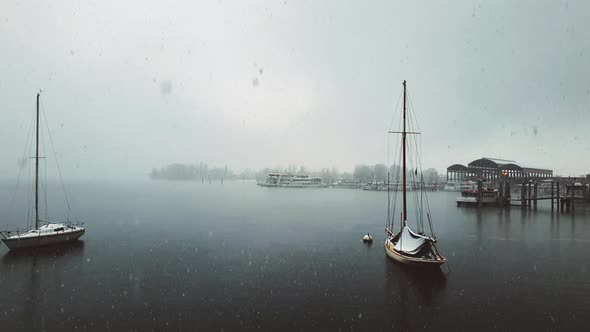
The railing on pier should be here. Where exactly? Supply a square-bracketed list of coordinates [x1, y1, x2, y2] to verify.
[486, 178, 589, 212]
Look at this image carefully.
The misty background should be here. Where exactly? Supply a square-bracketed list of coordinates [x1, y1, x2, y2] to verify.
[1, 0, 589, 180]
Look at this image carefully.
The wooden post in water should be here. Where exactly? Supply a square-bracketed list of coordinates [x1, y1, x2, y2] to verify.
[551, 181, 554, 212]
[561, 198, 565, 213]
[563, 183, 571, 212]
[527, 181, 532, 209]
[477, 180, 483, 208]
[520, 180, 526, 209]
[498, 181, 505, 206]
[505, 180, 511, 207]
[557, 181, 563, 212]
[533, 182, 538, 209]
[571, 183, 575, 212]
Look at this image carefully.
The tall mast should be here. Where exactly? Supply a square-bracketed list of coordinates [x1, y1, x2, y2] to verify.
[402, 80, 407, 226]
[35, 92, 40, 230]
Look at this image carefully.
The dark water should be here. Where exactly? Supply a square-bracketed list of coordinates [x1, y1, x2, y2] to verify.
[1, 180, 589, 331]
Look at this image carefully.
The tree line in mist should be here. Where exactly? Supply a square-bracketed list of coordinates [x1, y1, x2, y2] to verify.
[150, 163, 445, 185]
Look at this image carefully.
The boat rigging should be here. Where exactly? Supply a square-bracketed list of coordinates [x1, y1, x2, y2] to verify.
[384, 80, 446, 267]
[1, 92, 85, 250]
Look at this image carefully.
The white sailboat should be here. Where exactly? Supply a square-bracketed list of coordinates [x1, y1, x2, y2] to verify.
[1, 92, 85, 250]
[384, 81, 446, 267]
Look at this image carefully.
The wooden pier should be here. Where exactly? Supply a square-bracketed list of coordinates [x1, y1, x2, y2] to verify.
[497, 177, 590, 212]
[447, 157, 589, 213]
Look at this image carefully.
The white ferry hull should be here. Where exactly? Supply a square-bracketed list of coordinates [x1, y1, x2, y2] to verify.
[257, 182, 280, 187]
[2, 228, 85, 250]
[443, 185, 457, 191]
[456, 197, 497, 206]
[257, 182, 325, 188]
[283, 184, 325, 188]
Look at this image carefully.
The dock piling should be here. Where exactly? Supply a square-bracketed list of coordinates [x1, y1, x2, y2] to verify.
[477, 180, 483, 208]
[551, 181, 554, 212]
[499, 181, 505, 206]
[505, 180, 511, 207]
[571, 183, 575, 212]
[527, 180, 532, 209]
[533, 182, 538, 209]
[520, 180, 526, 209]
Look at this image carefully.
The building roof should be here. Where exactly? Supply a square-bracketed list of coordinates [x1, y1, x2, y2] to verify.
[447, 164, 468, 171]
[500, 163, 523, 171]
[467, 157, 550, 172]
[468, 158, 499, 168]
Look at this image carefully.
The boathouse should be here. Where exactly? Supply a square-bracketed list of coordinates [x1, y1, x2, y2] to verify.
[446, 157, 552, 185]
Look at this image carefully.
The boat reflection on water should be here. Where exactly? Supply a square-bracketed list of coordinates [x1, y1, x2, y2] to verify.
[385, 259, 447, 303]
[383, 257, 447, 330]
[1, 241, 85, 331]
[2, 240, 85, 265]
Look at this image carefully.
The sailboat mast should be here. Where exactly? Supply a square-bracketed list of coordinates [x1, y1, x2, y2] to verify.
[35, 92, 40, 230]
[402, 80, 407, 225]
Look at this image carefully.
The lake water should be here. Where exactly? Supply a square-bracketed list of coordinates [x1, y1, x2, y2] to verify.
[1, 180, 589, 331]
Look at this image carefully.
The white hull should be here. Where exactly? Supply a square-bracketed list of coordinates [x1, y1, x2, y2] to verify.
[259, 173, 325, 187]
[284, 184, 326, 188]
[257, 182, 280, 187]
[444, 182, 477, 192]
[2, 224, 85, 250]
[257, 182, 325, 188]
[456, 197, 497, 206]
[332, 179, 359, 188]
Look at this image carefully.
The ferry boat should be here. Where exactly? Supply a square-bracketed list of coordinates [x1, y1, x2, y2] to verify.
[443, 182, 456, 191]
[456, 189, 498, 206]
[362, 181, 389, 191]
[332, 178, 359, 188]
[257, 173, 325, 188]
[443, 181, 477, 191]
[364, 182, 413, 192]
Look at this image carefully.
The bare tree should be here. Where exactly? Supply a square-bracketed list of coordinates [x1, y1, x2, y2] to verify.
[374, 164, 388, 182]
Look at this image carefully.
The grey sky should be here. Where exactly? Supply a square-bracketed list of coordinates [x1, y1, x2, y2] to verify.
[1, 0, 589, 179]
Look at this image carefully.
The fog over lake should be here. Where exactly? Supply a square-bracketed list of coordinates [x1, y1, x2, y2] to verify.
[1, 0, 589, 179]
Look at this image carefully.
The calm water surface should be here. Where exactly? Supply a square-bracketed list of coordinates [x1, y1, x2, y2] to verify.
[1, 180, 589, 331]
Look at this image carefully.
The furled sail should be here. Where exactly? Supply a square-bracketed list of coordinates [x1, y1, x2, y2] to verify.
[394, 225, 432, 255]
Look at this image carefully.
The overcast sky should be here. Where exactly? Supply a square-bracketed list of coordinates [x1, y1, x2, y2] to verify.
[1, 0, 589, 179]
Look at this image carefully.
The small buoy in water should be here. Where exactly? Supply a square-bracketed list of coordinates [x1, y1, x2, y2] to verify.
[362, 233, 373, 243]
